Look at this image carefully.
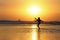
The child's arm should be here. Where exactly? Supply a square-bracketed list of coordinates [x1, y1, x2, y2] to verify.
[35, 18, 37, 22]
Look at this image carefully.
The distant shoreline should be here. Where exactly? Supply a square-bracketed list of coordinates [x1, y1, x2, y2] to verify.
[0, 20, 60, 25]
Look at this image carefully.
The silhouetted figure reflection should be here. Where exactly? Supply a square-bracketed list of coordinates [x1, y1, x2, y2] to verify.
[35, 17, 41, 29]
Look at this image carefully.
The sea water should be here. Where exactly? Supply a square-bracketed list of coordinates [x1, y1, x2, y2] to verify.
[0, 24, 60, 40]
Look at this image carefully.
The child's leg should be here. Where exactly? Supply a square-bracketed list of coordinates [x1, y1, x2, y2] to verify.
[37, 24, 39, 28]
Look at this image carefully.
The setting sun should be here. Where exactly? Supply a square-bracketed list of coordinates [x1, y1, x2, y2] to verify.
[28, 5, 42, 15]
[0, 0, 60, 21]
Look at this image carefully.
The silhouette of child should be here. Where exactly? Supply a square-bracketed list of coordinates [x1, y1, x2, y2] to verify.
[35, 17, 41, 29]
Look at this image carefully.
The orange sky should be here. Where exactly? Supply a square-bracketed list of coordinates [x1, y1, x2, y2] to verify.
[0, 0, 60, 21]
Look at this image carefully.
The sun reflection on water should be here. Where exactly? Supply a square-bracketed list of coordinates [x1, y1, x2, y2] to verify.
[32, 25, 37, 28]
[32, 25, 38, 40]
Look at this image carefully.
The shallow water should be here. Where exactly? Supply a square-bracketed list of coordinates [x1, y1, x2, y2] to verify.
[0, 24, 60, 40]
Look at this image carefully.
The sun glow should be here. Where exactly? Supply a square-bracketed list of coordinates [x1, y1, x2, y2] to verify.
[28, 5, 42, 15]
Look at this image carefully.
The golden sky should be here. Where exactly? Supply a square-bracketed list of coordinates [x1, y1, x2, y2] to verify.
[0, 0, 60, 21]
